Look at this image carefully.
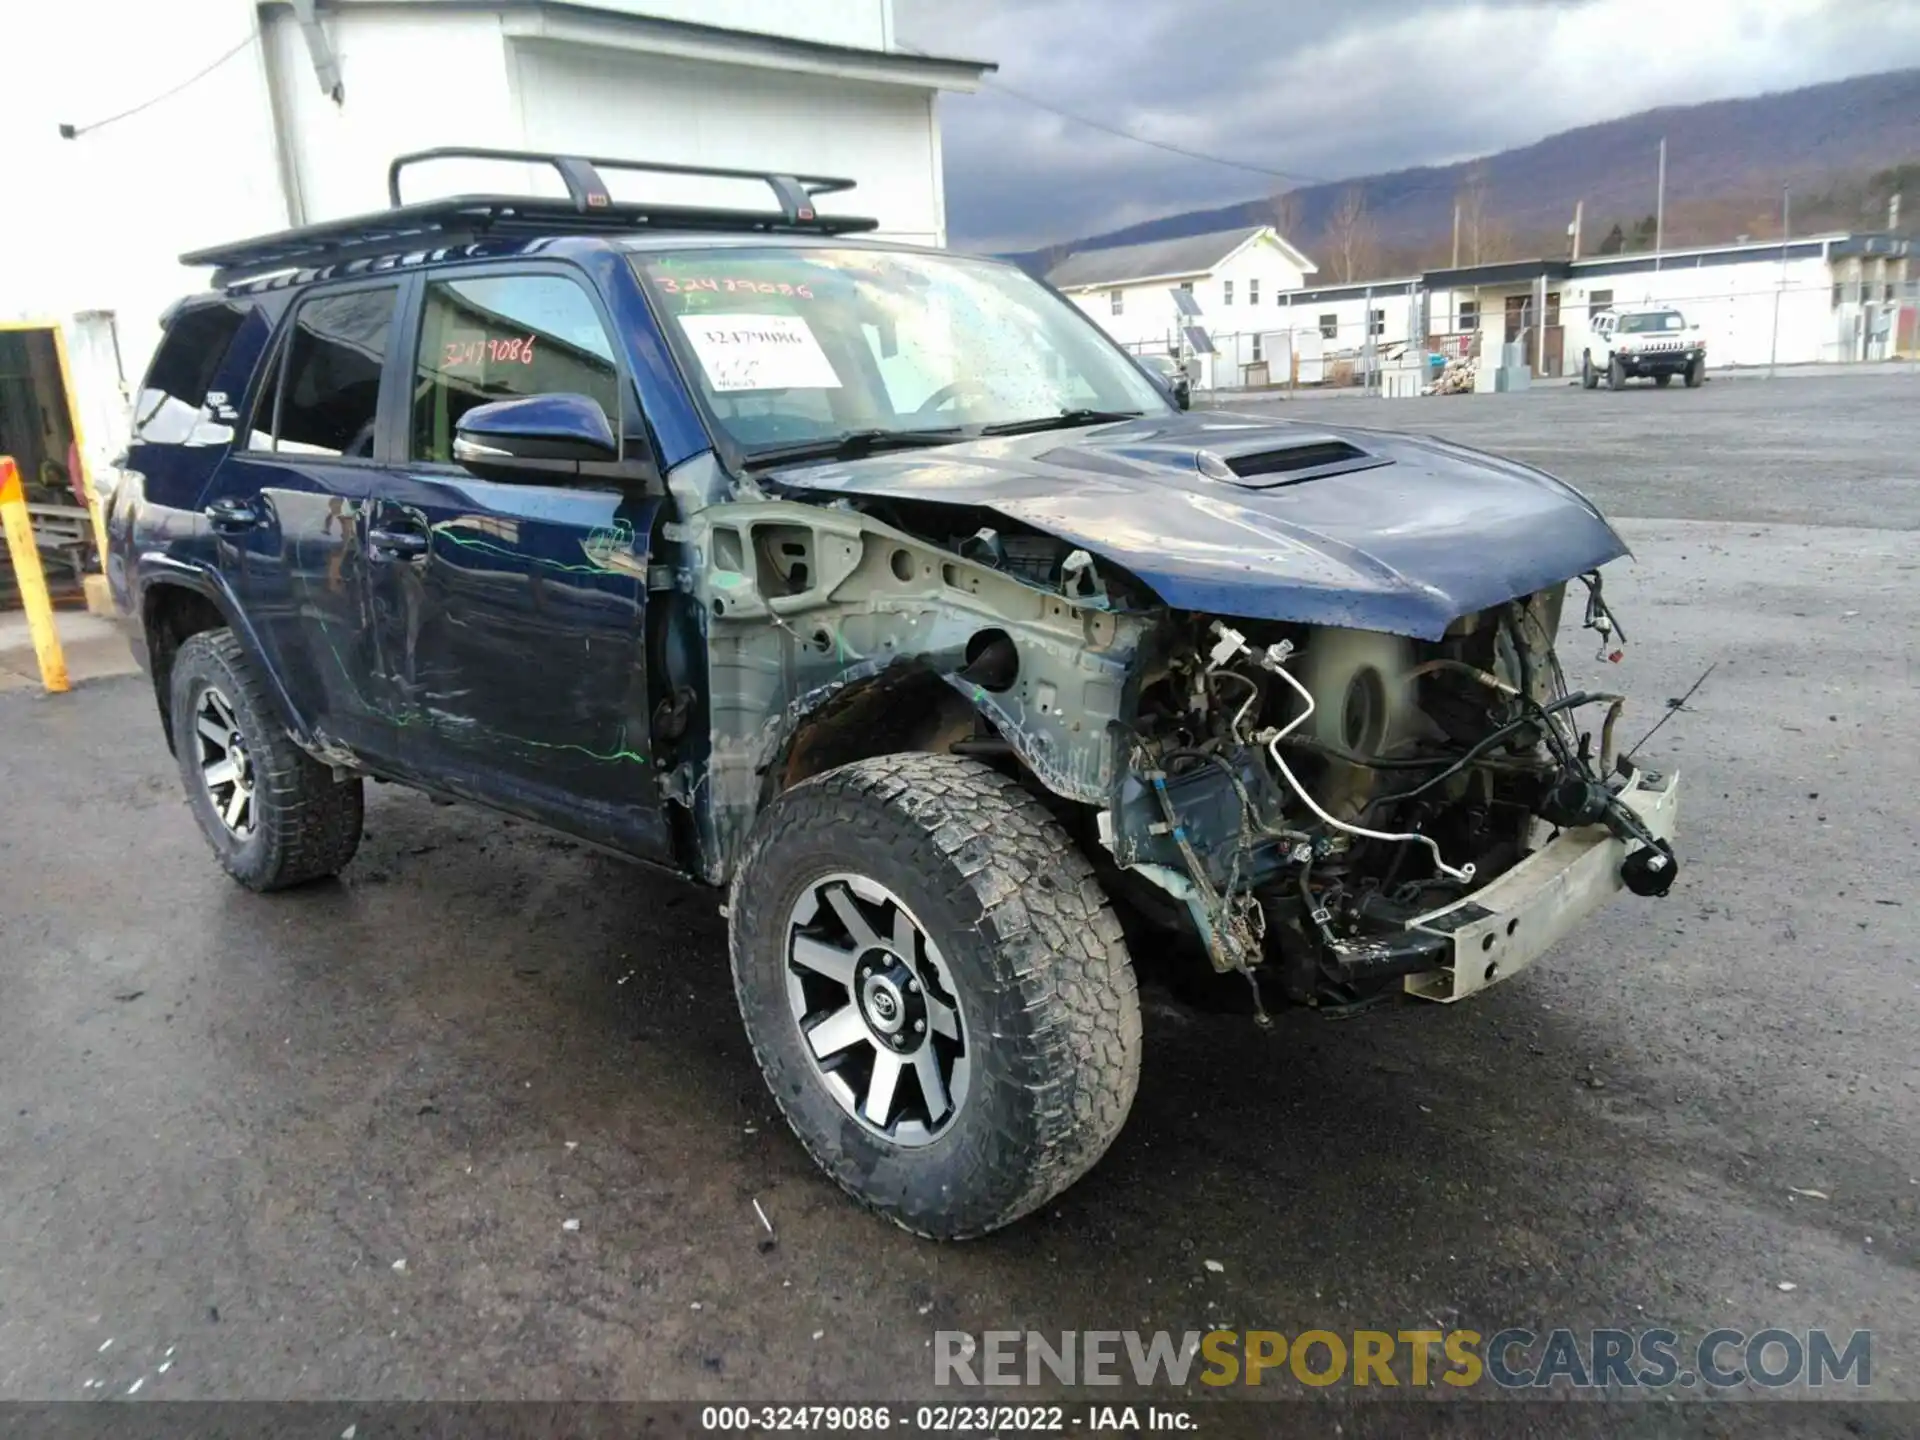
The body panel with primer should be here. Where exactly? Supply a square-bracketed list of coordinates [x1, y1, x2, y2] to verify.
[765, 411, 1627, 641]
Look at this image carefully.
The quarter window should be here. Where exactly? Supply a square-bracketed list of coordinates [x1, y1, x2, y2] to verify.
[411, 273, 621, 464]
[266, 286, 399, 458]
[135, 303, 246, 443]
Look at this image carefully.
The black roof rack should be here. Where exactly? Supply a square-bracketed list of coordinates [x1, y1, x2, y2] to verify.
[181, 147, 879, 287]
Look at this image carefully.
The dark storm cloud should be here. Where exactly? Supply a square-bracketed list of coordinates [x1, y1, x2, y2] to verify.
[899, 0, 1920, 251]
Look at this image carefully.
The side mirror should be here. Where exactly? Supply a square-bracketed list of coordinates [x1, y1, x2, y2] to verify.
[1174, 378, 1192, 411]
[454, 393, 619, 469]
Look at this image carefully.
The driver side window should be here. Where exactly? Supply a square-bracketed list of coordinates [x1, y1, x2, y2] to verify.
[411, 273, 622, 464]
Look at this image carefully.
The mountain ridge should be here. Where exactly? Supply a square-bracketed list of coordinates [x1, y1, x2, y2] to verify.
[1007, 67, 1920, 277]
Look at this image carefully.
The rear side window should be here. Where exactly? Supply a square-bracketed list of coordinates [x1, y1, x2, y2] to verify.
[410, 273, 621, 463]
[258, 286, 399, 458]
[134, 303, 246, 443]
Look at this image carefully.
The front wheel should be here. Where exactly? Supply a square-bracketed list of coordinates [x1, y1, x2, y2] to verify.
[729, 754, 1142, 1239]
[1685, 357, 1705, 388]
[1581, 353, 1598, 390]
[1607, 356, 1626, 391]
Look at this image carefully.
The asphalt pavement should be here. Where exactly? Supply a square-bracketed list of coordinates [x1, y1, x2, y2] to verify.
[1, 373, 1916, 1424]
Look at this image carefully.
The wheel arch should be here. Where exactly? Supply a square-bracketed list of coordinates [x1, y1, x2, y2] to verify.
[139, 568, 305, 755]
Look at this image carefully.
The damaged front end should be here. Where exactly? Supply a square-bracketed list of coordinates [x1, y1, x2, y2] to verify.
[1095, 587, 1680, 1015]
[654, 451, 1680, 1016]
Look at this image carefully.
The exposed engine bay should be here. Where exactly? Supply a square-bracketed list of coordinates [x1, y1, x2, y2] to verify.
[1097, 577, 1680, 1015]
[666, 450, 1681, 1018]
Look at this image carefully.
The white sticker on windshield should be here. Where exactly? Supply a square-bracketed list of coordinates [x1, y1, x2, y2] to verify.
[676, 312, 843, 392]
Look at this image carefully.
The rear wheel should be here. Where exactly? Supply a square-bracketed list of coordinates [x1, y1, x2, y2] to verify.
[729, 753, 1141, 1239]
[1607, 356, 1625, 391]
[1580, 353, 1597, 390]
[170, 629, 364, 890]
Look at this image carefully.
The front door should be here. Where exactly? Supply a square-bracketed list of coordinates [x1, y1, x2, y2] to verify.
[366, 266, 670, 859]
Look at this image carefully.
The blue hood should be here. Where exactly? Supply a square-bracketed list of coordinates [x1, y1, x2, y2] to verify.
[770, 411, 1627, 640]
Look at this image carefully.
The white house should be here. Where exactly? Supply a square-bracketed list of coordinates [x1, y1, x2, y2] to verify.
[1047, 226, 1318, 389]
[0, 0, 990, 545]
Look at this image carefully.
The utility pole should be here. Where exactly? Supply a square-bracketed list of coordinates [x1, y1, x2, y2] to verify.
[1769, 184, 1790, 377]
[1570, 199, 1584, 261]
[1653, 137, 1666, 271]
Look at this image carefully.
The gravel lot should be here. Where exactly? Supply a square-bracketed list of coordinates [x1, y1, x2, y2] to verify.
[2, 372, 1916, 1423]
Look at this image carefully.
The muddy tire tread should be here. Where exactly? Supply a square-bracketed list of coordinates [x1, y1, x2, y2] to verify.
[730, 752, 1141, 1239]
[172, 629, 364, 891]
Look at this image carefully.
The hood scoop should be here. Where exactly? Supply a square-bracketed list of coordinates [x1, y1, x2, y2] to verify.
[1199, 433, 1390, 489]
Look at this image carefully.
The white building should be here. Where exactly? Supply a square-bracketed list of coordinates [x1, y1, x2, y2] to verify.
[1219, 232, 1913, 390]
[1405, 234, 1912, 383]
[0, 0, 989, 538]
[1047, 226, 1318, 389]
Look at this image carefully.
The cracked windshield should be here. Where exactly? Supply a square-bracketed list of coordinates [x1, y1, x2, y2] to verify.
[635, 248, 1164, 453]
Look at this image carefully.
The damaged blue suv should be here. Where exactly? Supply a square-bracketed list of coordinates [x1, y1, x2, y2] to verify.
[110, 149, 1680, 1239]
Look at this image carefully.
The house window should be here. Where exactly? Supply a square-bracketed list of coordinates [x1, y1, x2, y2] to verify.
[1458, 300, 1480, 332]
[1545, 292, 1561, 327]
[1886, 284, 1897, 304]
[1588, 288, 1613, 319]
[1319, 314, 1338, 340]
[1223, 280, 1234, 305]
[1180, 281, 1194, 293]
[1368, 309, 1385, 337]
[1251, 333, 1264, 362]
[1110, 289, 1124, 316]
[1248, 279, 1260, 305]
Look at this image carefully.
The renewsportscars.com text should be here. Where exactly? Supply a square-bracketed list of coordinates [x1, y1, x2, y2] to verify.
[933, 1328, 1871, 1391]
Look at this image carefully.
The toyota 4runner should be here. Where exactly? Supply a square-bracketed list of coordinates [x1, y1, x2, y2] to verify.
[109, 150, 1682, 1239]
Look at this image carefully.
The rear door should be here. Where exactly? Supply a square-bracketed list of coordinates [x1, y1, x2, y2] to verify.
[365, 264, 670, 858]
[203, 281, 409, 770]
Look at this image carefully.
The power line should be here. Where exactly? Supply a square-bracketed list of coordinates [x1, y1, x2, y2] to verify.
[59, 29, 260, 140]
[983, 76, 1331, 187]
[894, 38, 1329, 187]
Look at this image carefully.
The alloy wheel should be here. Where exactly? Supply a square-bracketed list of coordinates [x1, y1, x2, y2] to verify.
[193, 684, 257, 839]
[784, 872, 970, 1147]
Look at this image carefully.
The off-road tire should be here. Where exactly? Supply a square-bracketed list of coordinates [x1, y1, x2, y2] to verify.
[1607, 356, 1626, 391]
[1654, 373, 1672, 388]
[170, 629, 364, 891]
[1581, 352, 1598, 390]
[1685, 357, 1705, 388]
[729, 753, 1142, 1239]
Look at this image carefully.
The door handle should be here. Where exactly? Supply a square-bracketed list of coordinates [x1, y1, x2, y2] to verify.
[203, 498, 261, 532]
[368, 525, 430, 561]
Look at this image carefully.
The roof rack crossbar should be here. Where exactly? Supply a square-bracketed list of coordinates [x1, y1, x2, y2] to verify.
[385, 146, 856, 226]
[184, 149, 878, 286]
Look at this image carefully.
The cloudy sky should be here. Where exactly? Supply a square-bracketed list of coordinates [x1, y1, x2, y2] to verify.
[897, 0, 1920, 253]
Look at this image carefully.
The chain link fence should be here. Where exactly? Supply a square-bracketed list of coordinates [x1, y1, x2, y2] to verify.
[1118, 274, 1918, 396]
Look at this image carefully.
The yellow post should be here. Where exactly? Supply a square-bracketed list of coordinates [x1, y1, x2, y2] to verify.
[0, 455, 71, 693]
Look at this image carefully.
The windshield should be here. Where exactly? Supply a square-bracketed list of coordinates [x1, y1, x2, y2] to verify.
[1619, 311, 1686, 333]
[633, 246, 1167, 456]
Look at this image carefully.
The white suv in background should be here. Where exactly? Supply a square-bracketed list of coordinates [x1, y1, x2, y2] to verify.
[1583, 307, 1707, 390]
